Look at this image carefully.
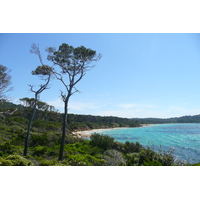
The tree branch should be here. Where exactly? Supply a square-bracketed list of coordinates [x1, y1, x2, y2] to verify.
[30, 43, 44, 66]
[0, 108, 18, 118]
[53, 71, 69, 92]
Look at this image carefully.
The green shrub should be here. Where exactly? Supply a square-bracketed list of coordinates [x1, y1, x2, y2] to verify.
[136, 147, 175, 166]
[10, 136, 25, 146]
[0, 142, 18, 155]
[32, 120, 44, 128]
[29, 134, 47, 147]
[156, 148, 175, 166]
[90, 133, 114, 151]
[159, 153, 174, 166]
[39, 159, 67, 166]
[125, 153, 140, 166]
[112, 141, 126, 152]
[64, 134, 85, 144]
[64, 142, 101, 156]
[124, 141, 142, 153]
[0, 157, 13, 166]
[5, 116, 28, 125]
[64, 154, 105, 166]
[143, 160, 162, 166]
[5, 155, 33, 166]
[138, 148, 154, 165]
[46, 123, 60, 131]
[33, 145, 49, 156]
[192, 163, 200, 166]
[0, 124, 7, 131]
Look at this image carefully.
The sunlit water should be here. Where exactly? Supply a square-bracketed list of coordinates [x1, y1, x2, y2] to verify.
[90, 124, 200, 164]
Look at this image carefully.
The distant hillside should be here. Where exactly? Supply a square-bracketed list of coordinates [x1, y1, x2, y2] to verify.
[0, 101, 140, 131]
[1, 101, 200, 127]
[131, 115, 200, 124]
[0, 101, 24, 110]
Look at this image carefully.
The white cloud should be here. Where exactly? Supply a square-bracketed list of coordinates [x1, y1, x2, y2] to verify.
[164, 105, 200, 118]
[46, 98, 200, 118]
[69, 101, 102, 111]
[47, 98, 64, 108]
[118, 103, 156, 109]
[117, 104, 137, 109]
[47, 98, 104, 113]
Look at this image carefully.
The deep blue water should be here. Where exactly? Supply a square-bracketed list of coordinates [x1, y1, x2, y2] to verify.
[91, 124, 200, 164]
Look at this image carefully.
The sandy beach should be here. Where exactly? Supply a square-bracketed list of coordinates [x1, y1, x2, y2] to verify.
[71, 126, 153, 138]
[140, 124, 155, 127]
[72, 124, 154, 138]
[72, 127, 128, 138]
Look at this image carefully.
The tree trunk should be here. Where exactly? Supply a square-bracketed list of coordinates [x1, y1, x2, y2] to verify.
[58, 98, 69, 161]
[23, 95, 38, 156]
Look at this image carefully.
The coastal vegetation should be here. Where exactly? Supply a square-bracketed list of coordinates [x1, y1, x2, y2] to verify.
[0, 101, 198, 166]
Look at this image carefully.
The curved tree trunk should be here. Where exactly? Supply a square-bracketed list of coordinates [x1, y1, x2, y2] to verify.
[23, 94, 38, 156]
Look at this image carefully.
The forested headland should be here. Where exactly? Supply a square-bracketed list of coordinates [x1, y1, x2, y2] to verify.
[132, 115, 200, 124]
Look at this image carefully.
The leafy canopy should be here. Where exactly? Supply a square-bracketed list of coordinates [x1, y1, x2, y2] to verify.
[46, 43, 100, 76]
[32, 65, 53, 76]
[0, 65, 12, 100]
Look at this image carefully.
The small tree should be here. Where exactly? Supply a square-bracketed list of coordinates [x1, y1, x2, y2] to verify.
[0, 64, 12, 103]
[90, 133, 115, 151]
[46, 43, 101, 161]
[23, 44, 53, 156]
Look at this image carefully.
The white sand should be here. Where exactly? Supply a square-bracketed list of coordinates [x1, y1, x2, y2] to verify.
[72, 127, 127, 138]
[72, 125, 154, 138]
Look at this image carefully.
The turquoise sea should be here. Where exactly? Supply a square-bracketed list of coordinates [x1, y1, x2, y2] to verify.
[91, 123, 200, 164]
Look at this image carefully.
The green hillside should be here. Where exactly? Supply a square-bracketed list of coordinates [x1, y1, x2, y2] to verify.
[0, 101, 198, 166]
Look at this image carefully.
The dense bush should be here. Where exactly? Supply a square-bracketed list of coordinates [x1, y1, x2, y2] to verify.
[125, 153, 140, 166]
[29, 134, 47, 147]
[0, 142, 23, 155]
[64, 134, 85, 144]
[143, 160, 162, 166]
[0, 157, 13, 166]
[64, 154, 105, 166]
[124, 141, 142, 153]
[46, 132, 60, 147]
[33, 145, 50, 156]
[90, 133, 114, 151]
[5, 116, 28, 126]
[38, 159, 67, 166]
[63, 142, 101, 156]
[112, 141, 126, 152]
[0, 155, 33, 166]
[192, 163, 200, 166]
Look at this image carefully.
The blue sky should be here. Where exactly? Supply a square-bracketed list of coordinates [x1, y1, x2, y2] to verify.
[1, 33, 200, 118]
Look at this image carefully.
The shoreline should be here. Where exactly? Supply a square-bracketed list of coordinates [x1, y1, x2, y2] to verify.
[140, 124, 155, 127]
[72, 127, 124, 138]
[72, 124, 154, 138]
